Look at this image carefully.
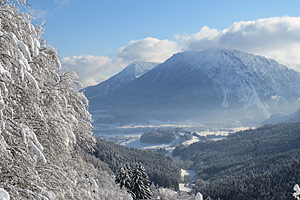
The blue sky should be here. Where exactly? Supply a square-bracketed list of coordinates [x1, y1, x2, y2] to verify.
[27, 0, 300, 86]
[29, 0, 300, 57]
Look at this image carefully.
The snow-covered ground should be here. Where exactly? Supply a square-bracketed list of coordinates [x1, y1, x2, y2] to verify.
[181, 169, 196, 179]
[179, 183, 193, 193]
[102, 127, 250, 156]
[179, 169, 196, 192]
[125, 136, 173, 149]
[181, 135, 201, 146]
[118, 123, 204, 129]
[195, 126, 249, 137]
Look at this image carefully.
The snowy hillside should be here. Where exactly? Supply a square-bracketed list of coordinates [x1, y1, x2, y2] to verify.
[0, 2, 131, 199]
[83, 61, 158, 99]
[89, 49, 300, 125]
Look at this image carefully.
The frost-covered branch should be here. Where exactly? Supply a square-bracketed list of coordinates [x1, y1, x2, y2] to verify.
[294, 184, 300, 199]
[0, 1, 131, 199]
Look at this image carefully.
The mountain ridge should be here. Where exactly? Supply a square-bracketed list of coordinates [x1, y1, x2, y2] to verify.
[88, 49, 300, 125]
[84, 61, 158, 99]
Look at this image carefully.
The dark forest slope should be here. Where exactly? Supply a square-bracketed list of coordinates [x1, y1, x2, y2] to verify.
[95, 139, 181, 190]
[173, 123, 300, 199]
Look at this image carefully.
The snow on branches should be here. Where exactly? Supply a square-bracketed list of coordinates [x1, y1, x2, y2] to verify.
[0, 2, 131, 199]
[294, 184, 300, 199]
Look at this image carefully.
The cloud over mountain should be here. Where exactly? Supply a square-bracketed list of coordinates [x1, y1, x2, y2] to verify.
[62, 56, 123, 86]
[178, 16, 300, 70]
[118, 37, 180, 63]
[63, 37, 178, 87]
[63, 16, 300, 87]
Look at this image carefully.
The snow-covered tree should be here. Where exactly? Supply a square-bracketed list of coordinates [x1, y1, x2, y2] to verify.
[293, 184, 300, 199]
[130, 162, 152, 200]
[115, 165, 132, 190]
[0, 1, 132, 199]
[0, 188, 10, 200]
[195, 192, 203, 200]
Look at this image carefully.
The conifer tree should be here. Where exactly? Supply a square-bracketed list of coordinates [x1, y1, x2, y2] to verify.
[130, 162, 152, 200]
[116, 166, 126, 189]
[125, 163, 133, 189]
[115, 165, 132, 190]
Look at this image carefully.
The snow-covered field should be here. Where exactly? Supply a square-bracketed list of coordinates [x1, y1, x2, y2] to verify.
[92, 120, 206, 137]
[100, 126, 250, 158]
[125, 136, 173, 149]
[181, 135, 201, 146]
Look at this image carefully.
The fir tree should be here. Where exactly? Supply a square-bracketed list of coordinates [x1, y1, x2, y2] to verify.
[130, 162, 152, 200]
[125, 163, 133, 188]
[115, 164, 132, 190]
[115, 166, 126, 189]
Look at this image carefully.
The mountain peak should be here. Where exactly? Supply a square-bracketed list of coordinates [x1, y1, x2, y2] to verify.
[84, 61, 159, 99]
[168, 48, 281, 71]
[120, 61, 159, 79]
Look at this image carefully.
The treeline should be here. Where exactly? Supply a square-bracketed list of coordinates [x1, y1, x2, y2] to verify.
[173, 123, 300, 199]
[204, 159, 300, 200]
[95, 138, 180, 190]
[140, 129, 177, 144]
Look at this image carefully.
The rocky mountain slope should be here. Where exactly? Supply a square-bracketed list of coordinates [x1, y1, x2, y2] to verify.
[88, 49, 300, 125]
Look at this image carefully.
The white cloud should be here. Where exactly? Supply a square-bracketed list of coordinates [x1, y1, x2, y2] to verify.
[117, 37, 180, 63]
[178, 16, 300, 70]
[62, 55, 124, 87]
[63, 37, 180, 87]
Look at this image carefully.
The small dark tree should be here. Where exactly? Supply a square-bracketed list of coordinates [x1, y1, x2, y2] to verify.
[130, 162, 152, 200]
[115, 166, 126, 189]
[115, 164, 132, 190]
[125, 163, 133, 189]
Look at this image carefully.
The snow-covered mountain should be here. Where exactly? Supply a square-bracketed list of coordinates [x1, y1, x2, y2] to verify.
[89, 49, 300, 125]
[83, 61, 158, 99]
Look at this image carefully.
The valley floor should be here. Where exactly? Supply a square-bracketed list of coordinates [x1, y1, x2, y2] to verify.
[101, 126, 248, 155]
